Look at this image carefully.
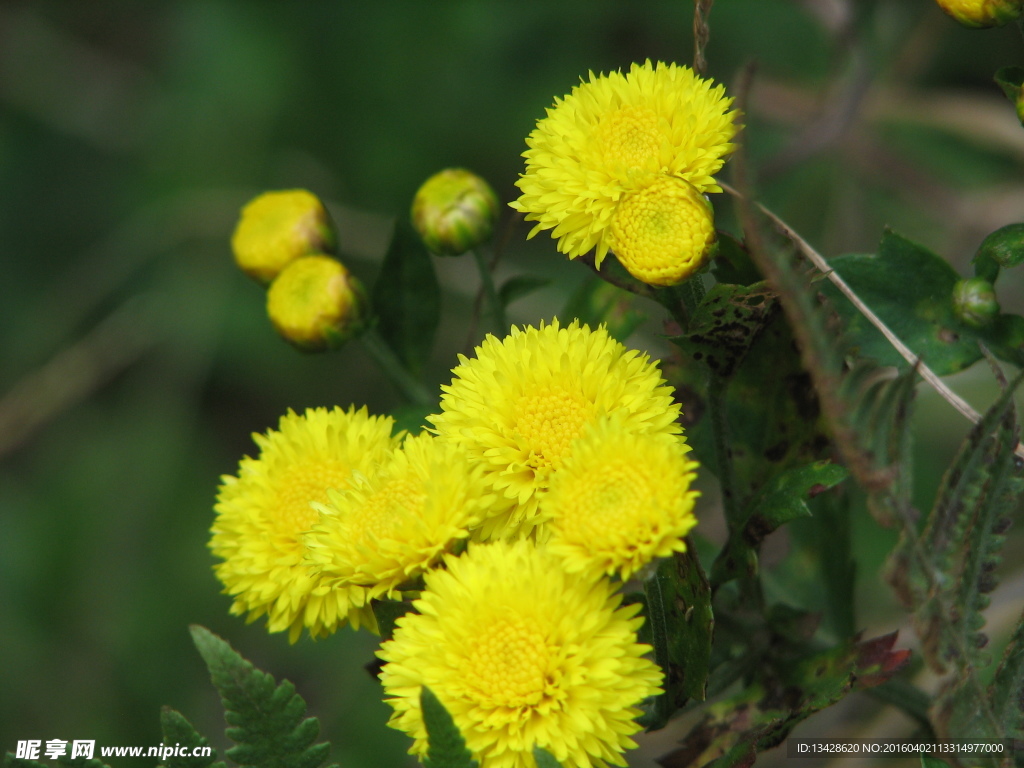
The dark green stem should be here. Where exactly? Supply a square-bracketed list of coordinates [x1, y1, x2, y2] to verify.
[471, 248, 507, 336]
[359, 328, 432, 406]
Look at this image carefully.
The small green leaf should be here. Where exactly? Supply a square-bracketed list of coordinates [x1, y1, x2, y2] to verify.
[562, 277, 646, 342]
[390, 404, 435, 437]
[973, 222, 1024, 283]
[639, 546, 713, 730]
[995, 66, 1024, 124]
[822, 229, 983, 375]
[373, 598, 414, 642]
[670, 281, 777, 379]
[371, 219, 441, 375]
[712, 461, 847, 588]
[189, 625, 337, 768]
[421, 687, 477, 768]
[498, 275, 549, 308]
[532, 747, 562, 768]
[158, 707, 225, 768]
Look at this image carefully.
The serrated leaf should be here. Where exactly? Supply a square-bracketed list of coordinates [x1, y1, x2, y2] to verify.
[658, 634, 909, 768]
[639, 546, 713, 730]
[670, 281, 777, 379]
[189, 625, 337, 768]
[421, 687, 477, 768]
[990, 608, 1024, 740]
[371, 219, 440, 375]
[711, 461, 848, 588]
[532, 747, 562, 768]
[821, 229, 983, 375]
[562, 277, 646, 342]
[158, 707, 225, 768]
[498, 275, 549, 308]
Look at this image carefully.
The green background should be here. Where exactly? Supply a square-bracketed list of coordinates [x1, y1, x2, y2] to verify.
[1, 2, 1022, 766]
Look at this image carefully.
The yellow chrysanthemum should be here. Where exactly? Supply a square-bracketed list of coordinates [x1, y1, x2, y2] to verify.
[934, 0, 1022, 27]
[543, 416, 699, 581]
[305, 432, 492, 600]
[428, 319, 681, 539]
[511, 60, 738, 286]
[378, 539, 663, 768]
[210, 406, 399, 642]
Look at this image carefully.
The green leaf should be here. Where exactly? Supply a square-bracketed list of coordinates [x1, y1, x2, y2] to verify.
[994, 66, 1024, 121]
[4, 756, 50, 768]
[989, 607, 1024, 740]
[711, 461, 848, 588]
[371, 219, 440, 375]
[421, 687, 477, 768]
[822, 229, 983, 375]
[372, 598, 414, 642]
[189, 625, 337, 768]
[498, 275, 549, 308]
[562, 277, 646, 342]
[390, 403, 435, 437]
[920, 757, 951, 768]
[158, 707, 225, 768]
[658, 634, 910, 768]
[670, 281, 777, 379]
[639, 546, 714, 730]
[532, 748, 562, 768]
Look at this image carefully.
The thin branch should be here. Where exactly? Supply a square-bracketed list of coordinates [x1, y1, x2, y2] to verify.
[720, 181, 1024, 461]
[692, 0, 713, 77]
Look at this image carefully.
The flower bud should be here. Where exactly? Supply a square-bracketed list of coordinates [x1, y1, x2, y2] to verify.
[232, 190, 338, 284]
[266, 255, 368, 351]
[411, 169, 499, 256]
[953, 277, 1000, 329]
[934, 0, 1022, 28]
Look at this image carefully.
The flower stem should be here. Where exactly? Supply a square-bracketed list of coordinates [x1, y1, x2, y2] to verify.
[359, 328, 432, 406]
[471, 248, 507, 336]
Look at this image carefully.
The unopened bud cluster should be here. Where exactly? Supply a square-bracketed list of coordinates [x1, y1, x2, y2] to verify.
[411, 168, 499, 256]
[231, 190, 368, 350]
[953, 277, 1000, 328]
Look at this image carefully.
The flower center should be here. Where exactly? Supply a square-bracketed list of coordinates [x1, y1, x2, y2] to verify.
[593, 104, 663, 172]
[348, 476, 425, 543]
[610, 176, 715, 286]
[464, 614, 551, 709]
[273, 460, 352, 534]
[513, 386, 595, 479]
[556, 461, 654, 541]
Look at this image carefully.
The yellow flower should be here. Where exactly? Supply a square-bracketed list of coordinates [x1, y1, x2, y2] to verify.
[934, 0, 1022, 27]
[428, 319, 681, 539]
[266, 254, 368, 352]
[305, 433, 492, 600]
[544, 416, 699, 581]
[511, 60, 738, 286]
[210, 406, 399, 642]
[378, 539, 663, 768]
[232, 189, 337, 284]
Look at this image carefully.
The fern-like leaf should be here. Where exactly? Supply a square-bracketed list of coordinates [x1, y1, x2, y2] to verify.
[989, 607, 1024, 742]
[158, 706, 226, 768]
[421, 686, 477, 768]
[189, 625, 337, 768]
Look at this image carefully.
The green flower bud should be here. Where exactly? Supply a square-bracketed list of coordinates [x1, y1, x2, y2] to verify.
[266, 255, 368, 351]
[232, 190, 338, 284]
[934, 0, 1022, 27]
[953, 277, 1000, 329]
[411, 168, 499, 256]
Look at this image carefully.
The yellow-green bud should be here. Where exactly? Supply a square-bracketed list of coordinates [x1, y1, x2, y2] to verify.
[266, 255, 368, 351]
[232, 190, 338, 284]
[953, 277, 1000, 328]
[411, 168, 499, 256]
[934, 0, 1022, 27]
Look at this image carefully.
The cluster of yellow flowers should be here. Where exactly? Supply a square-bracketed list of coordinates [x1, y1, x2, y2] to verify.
[511, 60, 739, 287]
[210, 319, 699, 768]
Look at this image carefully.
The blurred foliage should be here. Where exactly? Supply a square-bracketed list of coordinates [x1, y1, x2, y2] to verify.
[2, 2, 1024, 767]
